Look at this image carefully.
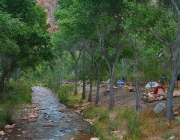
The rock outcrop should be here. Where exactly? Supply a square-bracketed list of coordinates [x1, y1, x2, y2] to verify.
[37, 0, 59, 33]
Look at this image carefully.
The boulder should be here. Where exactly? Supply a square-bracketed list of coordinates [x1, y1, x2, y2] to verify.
[154, 103, 166, 114]
[174, 112, 179, 116]
[0, 131, 5, 136]
[159, 96, 164, 101]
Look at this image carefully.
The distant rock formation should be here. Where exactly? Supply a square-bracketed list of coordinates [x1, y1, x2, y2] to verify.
[37, 0, 59, 33]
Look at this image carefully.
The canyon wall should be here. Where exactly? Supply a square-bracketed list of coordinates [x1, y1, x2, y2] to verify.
[37, 0, 59, 33]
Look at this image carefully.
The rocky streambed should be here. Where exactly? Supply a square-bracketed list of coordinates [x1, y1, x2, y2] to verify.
[0, 86, 94, 140]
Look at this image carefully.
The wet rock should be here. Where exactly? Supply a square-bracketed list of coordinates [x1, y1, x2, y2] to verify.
[22, 131, 26, 134]
[34, 107, 40, 111]
[42, 122, 54, 127]
[74, 110, 81, 115]
[28, 118, 37, 123]
[79, 128, 83, 132]
[67, 114, 73, 118]
[29, 114, 38, 118]
[59, 108, 68, 112]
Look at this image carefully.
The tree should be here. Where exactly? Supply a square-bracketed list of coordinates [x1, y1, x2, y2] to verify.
[0, 1, 53, 93]
[152, 0, 180, 120]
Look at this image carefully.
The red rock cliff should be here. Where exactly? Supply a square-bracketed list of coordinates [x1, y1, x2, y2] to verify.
[37, 0, 59, 33]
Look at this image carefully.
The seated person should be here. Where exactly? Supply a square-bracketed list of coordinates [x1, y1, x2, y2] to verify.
[120, 79, 125, 86]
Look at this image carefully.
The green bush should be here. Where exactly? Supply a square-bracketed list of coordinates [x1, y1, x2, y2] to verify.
[0, 80, 32, 126]
[56, 84, 74, 103]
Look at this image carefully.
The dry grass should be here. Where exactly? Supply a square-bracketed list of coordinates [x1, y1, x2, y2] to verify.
[140, 107, 180, 139]
[101, 83, 109, 87]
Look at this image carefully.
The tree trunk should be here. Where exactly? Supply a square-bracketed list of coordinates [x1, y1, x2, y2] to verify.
[0, 73, 6, 93]
[88, 58, 94, 102]
[60, 60, 64, 86]
[134, 46, 141, 112]
[125, 29, 141, 112]
[166, 59, 176, 120]
[95, 62, 101, 105]
[74, 62, 78, 95]
[109, 67, 115, 108]
[82, 47, 86, 99]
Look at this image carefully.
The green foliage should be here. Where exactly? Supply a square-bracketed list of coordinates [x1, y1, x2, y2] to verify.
[0, 80, 32, 126]
[83, 106, 141, 140]
[0, 106, 14, 126]
[161, 132, 172, 140]
[56, 84, 74, 103]
[4, 80, 32, 104]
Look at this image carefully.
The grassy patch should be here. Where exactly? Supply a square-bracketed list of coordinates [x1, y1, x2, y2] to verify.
[0, 80, 32, 127]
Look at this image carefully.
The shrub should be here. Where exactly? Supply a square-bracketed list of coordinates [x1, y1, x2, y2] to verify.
[0, 80, 32, 126]
[56, 84, 74, 103]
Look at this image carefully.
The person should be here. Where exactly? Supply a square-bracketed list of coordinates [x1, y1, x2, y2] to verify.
[116, 77, 125, 87]
[119, 78, 125, 86]
[161, 74, 167, 86]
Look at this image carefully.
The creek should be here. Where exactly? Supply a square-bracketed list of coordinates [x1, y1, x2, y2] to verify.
[0, 86, 94, 140]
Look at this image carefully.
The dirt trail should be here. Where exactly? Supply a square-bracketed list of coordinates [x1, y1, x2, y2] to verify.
[0, 86, 93, 140]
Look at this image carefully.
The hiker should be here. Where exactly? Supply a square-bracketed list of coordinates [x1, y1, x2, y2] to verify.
[161, 74, 167, 86]
[116, 77, 125, 87]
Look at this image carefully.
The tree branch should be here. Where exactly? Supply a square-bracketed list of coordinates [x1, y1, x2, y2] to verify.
[151, 28, 170, 48]
[171, 0, 180, 15]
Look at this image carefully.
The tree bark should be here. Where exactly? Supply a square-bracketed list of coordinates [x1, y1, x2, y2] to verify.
[82, 47, 86, 99]
[95, 61, 101, 105]
[125, 29, 141, 112]
[0, 73, 6, 93]
[74, 62, 78, 95]
[88, 56, 94, 102]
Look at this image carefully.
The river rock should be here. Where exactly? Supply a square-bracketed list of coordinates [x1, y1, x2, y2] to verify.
[174, 112, 179, 116]
[154, 103, 166, 114]
[0, 131, 5, 136]
[74, 110, 81, 115]
[4, 124, 15, 129]
[42, 122, 54, 127]
[90, 138, 99, 140]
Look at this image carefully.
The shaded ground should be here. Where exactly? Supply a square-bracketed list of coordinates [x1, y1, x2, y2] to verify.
[0, 86, 93, 140]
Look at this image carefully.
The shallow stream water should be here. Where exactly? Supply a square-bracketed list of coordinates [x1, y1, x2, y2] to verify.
[0, 86, 94, 140]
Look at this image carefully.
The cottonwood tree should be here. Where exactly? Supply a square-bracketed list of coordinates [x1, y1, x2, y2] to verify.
[139, 0, 180, 120]
[152, 0, 180, 120]
[0, 0, 53, 93]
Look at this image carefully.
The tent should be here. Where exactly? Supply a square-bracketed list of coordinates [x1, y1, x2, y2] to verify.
[153, 86, 166, 95]
[145, 82, 159, 89]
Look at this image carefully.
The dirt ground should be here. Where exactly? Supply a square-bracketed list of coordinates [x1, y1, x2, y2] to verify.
[90, 84, 180, 111]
